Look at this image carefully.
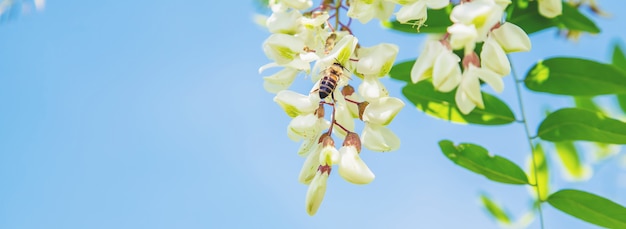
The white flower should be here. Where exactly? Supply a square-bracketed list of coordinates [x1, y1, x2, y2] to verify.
[339, 146, 375, 184]
[450, 0, 504, 41]
[274, 90, 320, 117]
[394, 0, 449, 24]
[263, 34, 305, 65]
[432, 50, 462, 92]
[454, 65, 503, 114]
[362, 97, 404, 125]
[538, 0, 562, 18]
[312, 35, 358, 82]
[299, 144, 321, 184]
[263, 67, 299, 93]
[358, 75, 389, 101]
[270, 0, 313, 11]
[357, 43, 399, 77]
[333, 94, 356, 138]
[347, 0, 395, 24]
[411, 39, 446, 83]
[480, 36, 510, 76]
[361, 123, 401, 152]
[266, 10, 302, 35]
[305, 166, 330, 216]
[490, 22, 531, 53]
[447, 23, 478, 51]
[287, 114, 330, 156]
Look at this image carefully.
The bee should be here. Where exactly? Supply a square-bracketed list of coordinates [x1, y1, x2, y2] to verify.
[319, 62, 345, 100]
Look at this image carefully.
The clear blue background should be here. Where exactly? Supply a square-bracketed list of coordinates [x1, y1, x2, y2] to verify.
[1, 1, 625, 228]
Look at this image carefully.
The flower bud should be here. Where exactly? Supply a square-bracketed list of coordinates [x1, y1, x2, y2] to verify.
[319, 135, 340, 165]
[305, 166, 329, 216]
[343, 132, 362, 153]
[357, 101, 369, 121]
[342, 84, 355, 96]
[538, 0, 562, 18]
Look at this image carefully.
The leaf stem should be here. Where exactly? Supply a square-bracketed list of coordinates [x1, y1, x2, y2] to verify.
[509, 55, 545, 229]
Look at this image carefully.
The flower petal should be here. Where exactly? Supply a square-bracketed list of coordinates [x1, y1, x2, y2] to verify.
[411, 39, 445, 83]
[357, 43, 399, 77]
[491, 22, 531, 53]
[362, 97, 405, 125]
[338, 146, 375, 184]
[358, 75, 389, 101]
[263, 34, 305, 65]
[480, 36, 511, 76]
[298, 145, 321, 184]
[432, 50, 462, 92]
[361, 123, 401, 152]
[263, 67, 299, 93]
[274, 90, 320, 117]
[395, 1, 427, 24]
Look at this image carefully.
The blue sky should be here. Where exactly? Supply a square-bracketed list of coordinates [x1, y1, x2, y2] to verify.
[0, 1, 625, 228]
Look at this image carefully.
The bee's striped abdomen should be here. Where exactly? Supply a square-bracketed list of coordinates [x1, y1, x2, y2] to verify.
[319, 74, 338, 99]
[318, 63, 344, 100]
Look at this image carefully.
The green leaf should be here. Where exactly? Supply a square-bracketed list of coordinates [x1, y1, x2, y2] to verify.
[537, 108, 626, 144]
[573, 96, 601, 113]
[525, 57, 626, 95]
[554, 141, 589, 179]
[384, 8, 452, 34]
[610, 43, 626, 114]
[508, 1, 599, 34]
[389, 60, 414, 83]
[508, 1, 554, 34]
[548, 189, 626, 228]
[612, 43, 626, 72]
[403, 82, 516, 125]
[439, 140, 529, 184]
[480, 194, 511, 224]
[556, 3, 600, 34]
[528, 143, 549, 201]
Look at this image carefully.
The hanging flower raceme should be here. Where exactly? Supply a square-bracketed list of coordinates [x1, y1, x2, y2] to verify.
[259, 0, 405, 216]
[410, 0, 531, 114]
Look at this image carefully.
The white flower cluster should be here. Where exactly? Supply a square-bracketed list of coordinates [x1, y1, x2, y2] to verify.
[259, 0, 405, 216]
[411, 0, 534, 114]
[259, 0, 561, 216]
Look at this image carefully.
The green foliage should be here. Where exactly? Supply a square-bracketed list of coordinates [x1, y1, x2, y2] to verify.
[524, 58, 626, 96]
[537, 108, 626, 144]
[403, 82, 515, 125]
[388, 60, 413, 82]
[384, 8, 452, 34]
[548, 189, 626, 228]
[553, 141, 587, 179]
[528, 144, 549, 201]
[439, 140, 529, 185]
[480, 194, 511, 224]
[611, 43, 626, 114]
[508, 1, 600, 34]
